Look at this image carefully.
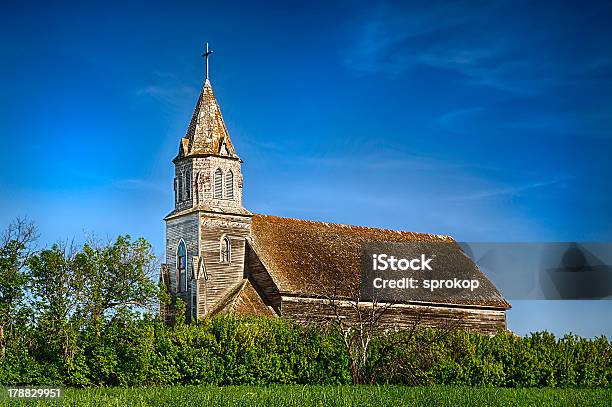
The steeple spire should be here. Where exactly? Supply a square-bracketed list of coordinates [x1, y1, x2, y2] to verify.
[176, 50, 237, 160]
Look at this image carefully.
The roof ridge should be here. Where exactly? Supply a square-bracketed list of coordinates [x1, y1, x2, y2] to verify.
[253, 213, 453, 241]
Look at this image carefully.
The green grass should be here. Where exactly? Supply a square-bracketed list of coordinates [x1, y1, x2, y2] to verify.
[2, 385, 611, 406]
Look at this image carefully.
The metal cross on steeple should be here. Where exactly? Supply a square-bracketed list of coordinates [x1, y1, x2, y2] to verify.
[201, 42, 213, 81]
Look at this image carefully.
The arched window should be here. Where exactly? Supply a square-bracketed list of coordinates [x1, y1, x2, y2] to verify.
[225, 170, 234, 200]
[176, 240, 187, 292]
[177, 172, 183, 202]
[220, 237, 231, 263]
[185, 171, 191, 200]
[194, 172, 200, 204]
[174, 177, 178, 203]
[214, 168, 223, 199]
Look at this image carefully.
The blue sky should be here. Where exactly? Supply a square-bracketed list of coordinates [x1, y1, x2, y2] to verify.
[1, 0, 611, 337]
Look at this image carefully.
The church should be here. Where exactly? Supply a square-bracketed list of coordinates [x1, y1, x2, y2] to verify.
[160, 52, 511, 335]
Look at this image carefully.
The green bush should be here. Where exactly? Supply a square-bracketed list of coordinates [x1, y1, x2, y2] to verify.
[0, 314, 610, 388]
[370, 329, 611, 388]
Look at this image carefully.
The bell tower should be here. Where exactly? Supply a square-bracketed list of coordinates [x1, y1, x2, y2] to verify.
[162, 45, 252, 322]
[172, 78, 244, 213]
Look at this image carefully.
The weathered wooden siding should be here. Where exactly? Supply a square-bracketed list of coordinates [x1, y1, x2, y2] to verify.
[198, 213, 251, 317]
[280, 295, 507, 336]
[165, 213, 199, 310]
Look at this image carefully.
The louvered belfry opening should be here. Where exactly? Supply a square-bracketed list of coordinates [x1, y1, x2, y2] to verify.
[225, 170, 234, 199]
[185, 171, 191, 200]
[177, 173, 183, 201]
[214, 168, 223, 198]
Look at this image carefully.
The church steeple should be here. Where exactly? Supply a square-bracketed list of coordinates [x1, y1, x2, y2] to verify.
[162, 45, 252, 324]
[176, 80, 238, 160]
[170, 48, 247, 216]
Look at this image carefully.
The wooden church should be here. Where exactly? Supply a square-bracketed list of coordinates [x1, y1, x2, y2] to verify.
[160, 57, 510, 335]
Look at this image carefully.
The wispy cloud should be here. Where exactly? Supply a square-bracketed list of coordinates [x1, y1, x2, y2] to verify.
[342, 1, 611, 94]
[448, 179, 567, 202]
[342, 2, 513, 83]
[433, 105, 580, 136]
[436, 107, 485, 129]
[135, 71, 197, 109]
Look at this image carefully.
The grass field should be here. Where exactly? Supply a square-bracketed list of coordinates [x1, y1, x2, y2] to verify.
[2, 385, 611, 406]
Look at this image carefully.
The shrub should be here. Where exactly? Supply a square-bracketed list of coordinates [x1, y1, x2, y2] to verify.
[0, 315, 610, 388]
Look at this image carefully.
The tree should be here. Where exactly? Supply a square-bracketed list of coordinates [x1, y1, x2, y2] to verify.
[74, 235, 158, 334]
[0, 218, 37, 357]
[302, 279, 392, 384]
[28, 242, 80, 361]
[302, 278, 464, 384]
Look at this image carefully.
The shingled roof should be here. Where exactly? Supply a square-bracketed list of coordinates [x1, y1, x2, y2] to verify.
[176, 79, 237, 160]
[232, 280, 277, 317]
[248, 214, 510, 309]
